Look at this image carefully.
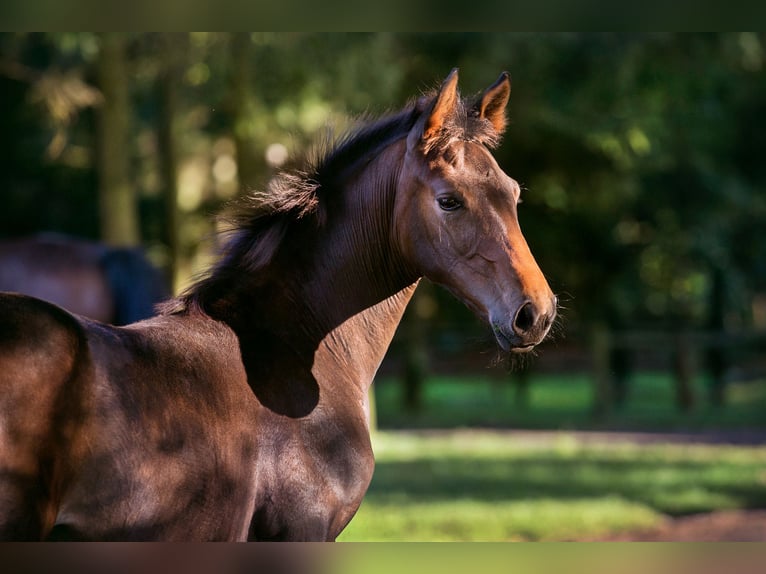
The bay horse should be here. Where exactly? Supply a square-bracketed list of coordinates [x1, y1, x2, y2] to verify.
[0, 234, 168, 325]
[0, 69, 556, 541]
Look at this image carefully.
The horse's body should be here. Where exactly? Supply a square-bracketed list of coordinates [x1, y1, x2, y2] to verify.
[0, 70, 556, 540]
[0, 234, 168, 325]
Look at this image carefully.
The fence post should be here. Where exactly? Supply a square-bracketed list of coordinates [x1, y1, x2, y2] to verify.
[591, 324, 612, 417]
[368, 387, 377, 433]
[673, 331, 695, 411]
[401, 282, 433, 412]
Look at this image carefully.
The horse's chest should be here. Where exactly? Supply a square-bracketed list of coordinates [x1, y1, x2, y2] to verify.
[249, 422, 374, 541]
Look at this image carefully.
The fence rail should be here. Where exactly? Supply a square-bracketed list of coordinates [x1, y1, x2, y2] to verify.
[591, 327, 766, 414]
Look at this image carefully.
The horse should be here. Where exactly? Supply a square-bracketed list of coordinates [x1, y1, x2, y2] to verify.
[0, 69, 556, 541]
[0, 234, 168, 325]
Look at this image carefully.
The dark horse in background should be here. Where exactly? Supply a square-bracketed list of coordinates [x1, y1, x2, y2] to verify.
[0, 69, 556, 541]
[0, 234, 168, 325]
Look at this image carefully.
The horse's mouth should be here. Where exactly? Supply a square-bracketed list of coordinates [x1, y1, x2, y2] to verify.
[511, 344, 536, 354]
[492, 325, 538, 353]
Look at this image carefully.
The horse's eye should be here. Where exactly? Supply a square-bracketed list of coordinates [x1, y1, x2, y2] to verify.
[437, 196, 463, 212]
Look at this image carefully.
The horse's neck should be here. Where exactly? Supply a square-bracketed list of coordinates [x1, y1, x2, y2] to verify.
[217, 140, 417, 401]
[296, 140, 417, 395]
[311, 282, 417, 397]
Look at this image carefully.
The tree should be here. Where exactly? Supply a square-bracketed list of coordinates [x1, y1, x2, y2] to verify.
[156, 33, 188, 292]
[95, 33, 139, 247]
[226, 33, 260, 191]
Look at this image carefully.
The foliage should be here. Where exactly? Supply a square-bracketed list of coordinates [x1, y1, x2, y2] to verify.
[1, 32, 764, 334]
[339, 430, 766, 541]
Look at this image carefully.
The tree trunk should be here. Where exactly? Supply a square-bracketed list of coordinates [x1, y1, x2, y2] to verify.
[157, 33, 188, 293]
[706, 266, 727, 407]
[591, 323, 612, 418]
[609, 346, 632, 407]
[402, 282, 434, 412]
[227, 33, 259, 191]
[673, 331, 696, 411]
[95, 33, 140, 247]
[511, 364, 531, 409]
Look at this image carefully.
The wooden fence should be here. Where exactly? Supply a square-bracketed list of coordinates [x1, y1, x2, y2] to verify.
[591, 327, 766, 415]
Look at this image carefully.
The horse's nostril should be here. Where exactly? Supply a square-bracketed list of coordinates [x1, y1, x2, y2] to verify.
[513, 302, 537, 335]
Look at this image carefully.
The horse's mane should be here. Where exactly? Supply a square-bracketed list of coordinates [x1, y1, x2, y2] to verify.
[223, 104, 424, 267]
[164, 87, 501, 315]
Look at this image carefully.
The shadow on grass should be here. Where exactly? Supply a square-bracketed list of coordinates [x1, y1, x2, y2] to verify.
[365, 454, 766, 516]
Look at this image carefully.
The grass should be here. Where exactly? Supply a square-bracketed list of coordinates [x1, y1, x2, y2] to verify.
[339, 373, 766, 541]
[373, 372, 766, 431]
[338, 430, 766, 541]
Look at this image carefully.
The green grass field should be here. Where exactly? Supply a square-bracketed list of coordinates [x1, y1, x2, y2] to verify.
[337, 373, 766, 541]
[339, 430, 766, 541]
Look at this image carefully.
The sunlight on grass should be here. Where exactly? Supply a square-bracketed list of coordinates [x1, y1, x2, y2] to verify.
[339, 497, 662, 541]
[338, 430, 766, 541]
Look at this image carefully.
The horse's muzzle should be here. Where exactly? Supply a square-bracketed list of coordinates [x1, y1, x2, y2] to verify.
[491, 296, 557, 352]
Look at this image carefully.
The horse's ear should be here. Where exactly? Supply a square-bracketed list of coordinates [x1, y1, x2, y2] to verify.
[421, 68, 460, 144]
[473, 71, 511, 135]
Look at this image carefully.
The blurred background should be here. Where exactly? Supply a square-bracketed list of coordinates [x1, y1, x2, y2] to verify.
[1, 32, 765, 540]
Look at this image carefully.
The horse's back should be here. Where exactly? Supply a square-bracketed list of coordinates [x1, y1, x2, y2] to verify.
[0, 292, 86, 539]
[0, 296, 258, 540]
[49, 313, 258, 541]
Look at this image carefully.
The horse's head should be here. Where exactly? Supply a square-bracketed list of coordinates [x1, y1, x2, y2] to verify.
[396, 69, 556, 353]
